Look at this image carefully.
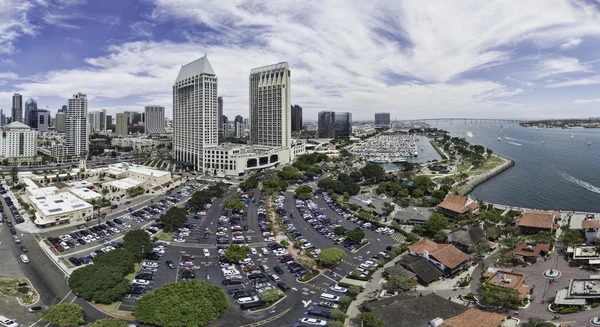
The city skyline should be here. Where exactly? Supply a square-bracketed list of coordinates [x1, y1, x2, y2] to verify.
[3, 1, 600, 120]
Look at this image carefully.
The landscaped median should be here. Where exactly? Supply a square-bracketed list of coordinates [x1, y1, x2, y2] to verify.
[0, 277, 39, 306]
[248, 289, 286, 312]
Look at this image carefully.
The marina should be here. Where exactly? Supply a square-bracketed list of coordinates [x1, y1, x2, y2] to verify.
[349, 134, 420, 163]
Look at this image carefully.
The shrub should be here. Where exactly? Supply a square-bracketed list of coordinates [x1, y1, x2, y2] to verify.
[558, 307, 577, 314]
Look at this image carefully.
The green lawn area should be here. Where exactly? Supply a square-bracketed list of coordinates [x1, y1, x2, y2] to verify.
[124, 263, 141, 282]
[467, 156, 504, 176]
[154, 231, 174, 242]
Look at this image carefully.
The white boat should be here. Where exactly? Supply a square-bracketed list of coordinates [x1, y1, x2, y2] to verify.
[542, 141, 545, 144]
[588, 140, 592, 145]
[571, 134, 574, 139]
[497, 137, 501, 141]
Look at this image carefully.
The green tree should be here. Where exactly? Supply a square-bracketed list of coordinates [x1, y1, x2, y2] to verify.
[433, 230, 447, 242]
[501, 236, 521, 249]
[425, 211, 448, 234]
[412, 175, 434, 191]
[92, 248, 135, 275]
[386, 276, 417, 292]
[262, 179, 289, 194]
[295, 185, 313, 196]
[160, 207, 188, 232]
[278, 166, 304, 181]
[333, 226, 347, 235]
[89, 318, 129, 327]
[123, 230, 154, 262]
[346, 229, 365, 243]
[40, 303, 84, 327]
[329, 308, 348, 320]
[561, 229, 584, 248]
[356, 312, 384, 327]
[258, 288, 283, 303]
[472, 240, 491, 257]
[328, 322, 344, 327]
[318, 248, 346, 266]
[9, 166, 17, 186]
[241, 175, 258, 191]
[531, 231, 555, 244]
[133, 280, 228, 327]
[224, 198, 244, 212]
[68, 265, 130, 304]
[360, 162, 385, 183]
[348, 285, 361, 296]
[225, 244, 250, 263]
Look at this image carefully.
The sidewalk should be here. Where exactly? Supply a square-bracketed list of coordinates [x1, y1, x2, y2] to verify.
[344, 252, 405, 326]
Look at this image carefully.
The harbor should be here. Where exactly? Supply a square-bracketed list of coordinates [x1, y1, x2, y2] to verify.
[349, 134, 422, 163]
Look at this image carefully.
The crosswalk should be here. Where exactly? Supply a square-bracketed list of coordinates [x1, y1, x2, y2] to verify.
[391, 232, 406, 243]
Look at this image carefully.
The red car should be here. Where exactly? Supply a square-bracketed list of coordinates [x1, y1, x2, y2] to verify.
[54, 243, 64, 252]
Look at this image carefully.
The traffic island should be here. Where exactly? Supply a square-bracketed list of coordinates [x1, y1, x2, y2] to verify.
[0, 277, 39, 306]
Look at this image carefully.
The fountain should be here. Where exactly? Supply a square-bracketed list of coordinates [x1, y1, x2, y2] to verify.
[543, 269, 561, 279]
[590, 317, 600, 326]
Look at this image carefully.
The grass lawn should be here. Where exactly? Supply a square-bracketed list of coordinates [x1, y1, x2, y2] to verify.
[467, 156, 504, 176]
[154, 231, 174, 242]
[124, 263, 141, 282]
[94, 301, 134, 319]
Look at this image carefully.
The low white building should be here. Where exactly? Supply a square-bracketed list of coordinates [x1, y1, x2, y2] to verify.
[69, 187, 102, 201]
[0, 122, 38, 158]
[111, 137, 170, 150]
[103, 162, 171, 186]
[25, 182, 93, 227]
[103, 177, 145, 193]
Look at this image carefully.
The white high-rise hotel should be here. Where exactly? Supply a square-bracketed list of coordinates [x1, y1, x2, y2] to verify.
[172, 56, 218, 171]
[173, 56, 304, 175]
[249, 62, 291, 148]
[66, 92, 89, 157]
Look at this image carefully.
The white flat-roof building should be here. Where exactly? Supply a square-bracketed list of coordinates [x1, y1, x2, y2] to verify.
[25, 182, 93, 227]
[69, 187, 101, 200]
[66, 181, 94, 188]
[106, 162, 171, 186]
[103, 177, 145, 192]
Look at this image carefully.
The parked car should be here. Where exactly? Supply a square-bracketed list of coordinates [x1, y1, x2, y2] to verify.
[20, 254, 30, 263]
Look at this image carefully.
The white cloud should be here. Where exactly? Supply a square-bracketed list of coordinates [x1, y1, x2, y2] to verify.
[546, 76, 600, 88]
[0, 72, 18, 79]
[0, 0, 36, 54]
[504, 76, 534, 87]
[42, 12, 80, 29]
[535, 57, 591, 79]
[129, 21, 153, 38]
[574, 98, 600, 104]
[560, 37, 582, 50]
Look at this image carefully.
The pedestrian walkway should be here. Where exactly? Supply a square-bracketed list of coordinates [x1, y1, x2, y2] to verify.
[391, 232, 406, 243]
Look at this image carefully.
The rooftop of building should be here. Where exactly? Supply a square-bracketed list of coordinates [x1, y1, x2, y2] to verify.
[397, 255, 443, 284]
[393, 206, 432, 222]
[29, 191, 92, 216]
[69, 187, 101, 200]
[448, 223, 487, 247]
[436, 194, 478, 214]
[567, 277, 600, 298]
[439, 308, 506, 327]
[513, 210, 560, 229]
[66, 180, 94, 188]
[408, 239, 470, 269]
[250, 62, 289, 74]
[175, 56, 215, 82]
[510, 242, 551, 257]
[483, 268, 531, 299]
[107, 162, 169, 177]
[569, 213, 596, 229]
[104, 177, 144, 190]
[3, 121, 31, 130]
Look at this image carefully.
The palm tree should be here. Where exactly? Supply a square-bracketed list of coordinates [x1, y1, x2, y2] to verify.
[9, 167, 17, 186]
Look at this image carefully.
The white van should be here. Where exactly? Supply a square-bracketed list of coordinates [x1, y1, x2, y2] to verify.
[320, 293, 341, 302]
[269, 274, 281, 282]
[236, 296, 259, 304]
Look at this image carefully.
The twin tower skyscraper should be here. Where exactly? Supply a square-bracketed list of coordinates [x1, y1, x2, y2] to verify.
[172, 56, 292, 173]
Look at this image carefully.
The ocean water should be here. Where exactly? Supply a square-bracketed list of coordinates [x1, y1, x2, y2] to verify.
[434, 122, 600, 212]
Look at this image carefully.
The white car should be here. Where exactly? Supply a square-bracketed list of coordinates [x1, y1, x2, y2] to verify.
[250, 248, 257, 255]
[60, 242, 70, 250]
[20, 254, 29, 263]
[261, 248, 269, 255]
[203, 249, 210, 257]
[132, 279, 150, 286]
[329, 285, 348, 293]
[299, 318, 327, 326]
[142, 262, 158, 268]
[300, 243, 314, 250]
[172, 238, 185, 243]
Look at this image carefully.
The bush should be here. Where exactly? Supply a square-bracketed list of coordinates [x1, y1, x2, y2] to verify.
[593, 302, 600, 308]
[558, 307, 577, 314]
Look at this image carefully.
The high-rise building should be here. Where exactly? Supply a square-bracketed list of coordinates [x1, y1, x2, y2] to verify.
[88, 110, 107, 134]
[55, 112, 66, 133]
[0, 122, 38, 157]
[106, 115, 113, 132]
[99, 109, 106, 133]
[318, 111, 335, 138]
[235, 121, 244, 138]
[375, 113, 391, 128]
[0, 109, 5, 126]
[66, 92, 89, 157]
[249, 62, 291, 148]
[31, 109, 50, 132]
[24, 98, 37, 127]
[218, 96, 223, 130]
[291, 104, 302, 131]
[116, 113, 129, 136]
[334, 112, 352, 137]
[60, 105, 67, 113]
[173, 56, 218, 171]
[234, 115, 243, 124]
[11, 93, 22, 123]
[144, 105, 166, 135]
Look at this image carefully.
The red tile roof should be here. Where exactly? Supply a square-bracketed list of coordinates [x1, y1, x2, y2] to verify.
[582, 220, 600, 229]
[513, 210, 559, 230]
[510, 242, 551, 257]
[440, 308, 506, 327]
[408, 239, 470, 269]
[437, 194, 471, 214]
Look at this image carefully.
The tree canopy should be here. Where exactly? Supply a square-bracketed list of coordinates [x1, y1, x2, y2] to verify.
[318, 247, 346, 267]
[425, 211, 449, 234]
[333, 226, 347, 235]
[160, 207, 188, 232]
[356, 312, 385, 327]
[361, 162, 385, 183]
[258, 288, 283, 303]
[295, 185, 313, 196]
[224, 198, 244, 212]
[240, 175, 258, 191]
[262, 179, 289, 194]
[89, 318, 129, 327]
[386, 276, 417, 292]
[92, 248, 135, 275]
[346, 229, 365, 243]
[188, 183, 227, 211]
[278, 166, 304, 181]
[225, 244, 250, 263]
[123, 229, 154, 262]
[133, 280, 228, 327]
[318, 174, 360, 196]
[561, 229, 584, 247]
[40, 303, 84, 327]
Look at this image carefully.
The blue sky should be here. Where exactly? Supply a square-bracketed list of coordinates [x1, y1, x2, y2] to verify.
[2, 0, 600, 120]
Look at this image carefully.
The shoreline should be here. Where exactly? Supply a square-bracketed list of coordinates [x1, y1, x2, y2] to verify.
[457, 154, 514, 196]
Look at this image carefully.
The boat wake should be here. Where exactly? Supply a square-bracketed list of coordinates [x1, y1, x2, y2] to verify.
[466, 131, 473, 138]
[506, 141, 522, 146]
[503, 136, 520, 141]
[562, 173, 600, 194]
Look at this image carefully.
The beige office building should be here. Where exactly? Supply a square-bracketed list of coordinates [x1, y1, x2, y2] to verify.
[116, 113, 129, 136]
